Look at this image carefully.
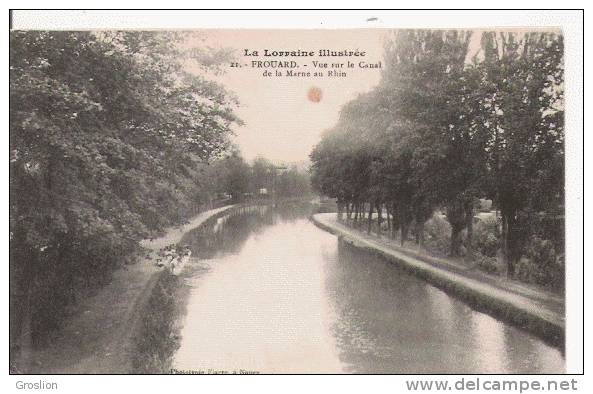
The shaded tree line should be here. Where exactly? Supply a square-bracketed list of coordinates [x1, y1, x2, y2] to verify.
[310, 30, 564, 288]
[205, 153, 312, 201]
[9, 31, 241, 357]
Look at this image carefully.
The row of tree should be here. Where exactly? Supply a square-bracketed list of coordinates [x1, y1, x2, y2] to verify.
[10, 31, 243, 353]
[206, 153, 312, 201]
[310, 30, 564, 279]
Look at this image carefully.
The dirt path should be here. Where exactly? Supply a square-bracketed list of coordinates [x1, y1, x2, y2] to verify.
[25, 205, 235, 374]
[311, 213, 565, 347]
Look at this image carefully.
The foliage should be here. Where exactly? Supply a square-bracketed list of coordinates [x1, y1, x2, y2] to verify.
[479, 32, 565, 275]
[515, 236, 564, 291]
[132, 272, 181, 373]
[423, 214, 452, 255]
[475, 254, 501, 275]
[473, 217, 500, 258]
[310, 29, 564, 286]
[9, 31, 240, 350]
[208, 153, 312, 201]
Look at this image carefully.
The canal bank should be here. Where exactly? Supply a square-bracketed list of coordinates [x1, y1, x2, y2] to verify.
[22, 205, 236, 374]
[311, 213, 565, 349]
[169, 203, 563, 373]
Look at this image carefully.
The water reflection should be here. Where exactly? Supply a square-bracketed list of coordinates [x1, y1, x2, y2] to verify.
[172, 203, 564, 374]
[174, 202, 341, 373]
[327, 242, 564, 373]
[180, 205, 274, 259]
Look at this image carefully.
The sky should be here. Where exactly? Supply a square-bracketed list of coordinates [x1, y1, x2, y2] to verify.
[184, 29, 543, 164]
[185, 30, 389, 164]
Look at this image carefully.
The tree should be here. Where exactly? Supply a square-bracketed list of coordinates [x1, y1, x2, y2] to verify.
[210, 150, 251, 201]
[381, 30, 486, 253]
[479, 31, 564, 276]
[310, 29, 564, 280]
[9, 31, 240, 361]
[251, 156, 275, 194]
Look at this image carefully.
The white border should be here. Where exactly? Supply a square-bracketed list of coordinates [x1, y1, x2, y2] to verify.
[3, 7, 585, 393]
[10, 9, 585, 30]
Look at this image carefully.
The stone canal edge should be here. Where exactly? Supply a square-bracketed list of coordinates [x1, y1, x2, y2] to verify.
[310, 213, 565, 350]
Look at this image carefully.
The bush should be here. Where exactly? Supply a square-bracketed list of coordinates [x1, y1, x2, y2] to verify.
[475, 253, 502, 274]
[473, 217, 500, 257]
[515, 236, 564, 291]
[132, 272, 181, 373]
[424, 214, 451, 255]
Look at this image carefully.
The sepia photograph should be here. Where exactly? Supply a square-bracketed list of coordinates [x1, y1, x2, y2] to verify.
[7, 9, 582, 378]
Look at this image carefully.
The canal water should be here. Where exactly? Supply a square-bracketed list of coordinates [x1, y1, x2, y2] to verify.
[172, 202, 564, 374]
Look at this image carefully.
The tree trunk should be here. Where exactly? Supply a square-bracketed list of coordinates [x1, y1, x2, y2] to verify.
[391, 202, 399, 239]
[465, 203, 474, 257]
[401, 221, 409, 246]
[415, 220, 425, 246]
[447, 197, 467, 257]
[501, 210, 517, 278]
[10, 230, 35, 373]
[450, 223, 463, 256]
[376, 204, 383, 236]
[386, 204, 391, 237]
[399, 206, 409, 246]
[367, 202, 373, 234]
[359, 203, 364, 227]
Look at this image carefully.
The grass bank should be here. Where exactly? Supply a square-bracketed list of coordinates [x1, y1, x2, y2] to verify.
[130, 270, 186, 373]
[16, 205, 235, 374]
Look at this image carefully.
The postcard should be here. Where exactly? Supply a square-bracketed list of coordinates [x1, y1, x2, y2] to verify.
[8, 10, 583, 377]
